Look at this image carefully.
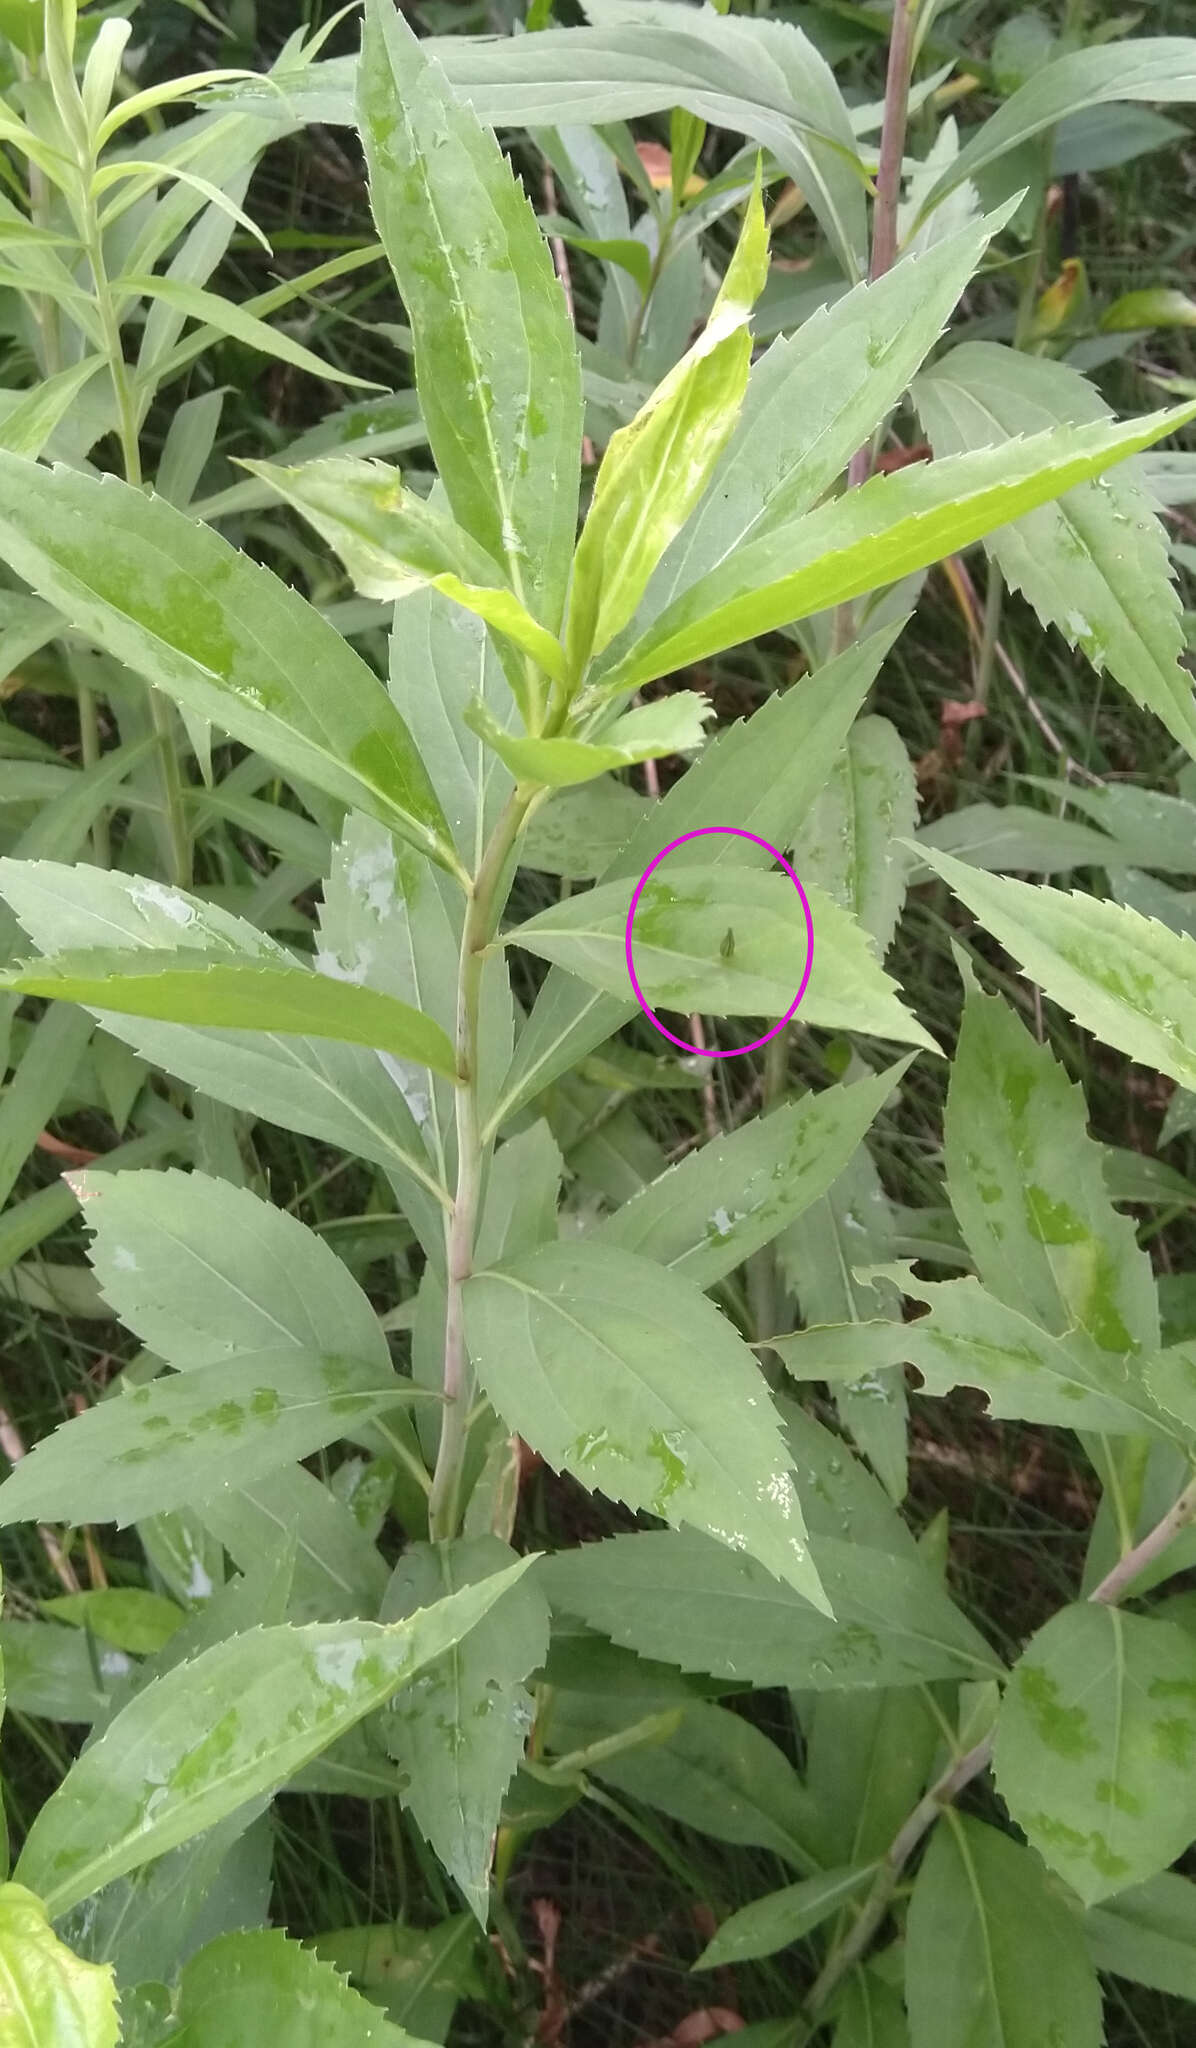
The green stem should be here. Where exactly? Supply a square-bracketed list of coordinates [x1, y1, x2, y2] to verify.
[76, 675, 110, 867]
[82, 198, 191, 887]
[831, 0, 919, 653]
[427, 789, 535, 1542]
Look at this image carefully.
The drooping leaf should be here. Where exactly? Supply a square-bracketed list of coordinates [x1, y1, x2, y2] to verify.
[598, 406, 1196, 695]
[994, 1603, 1196, 1904]
[0, 1883, 118, 2048]
[0, 861, 449, 1253]
[358, 0, 582, 634]
[915, 845, 1196, 1097]
[245, 457, 565, 705]
[920, 38, 1196, 219]
[0, 949, 458, 1078]
[15, 1558, 535, 1916]
[0, 1351, 432, 1528]
[914, 342, 1196, 757]
[381, 1538, 549, 1923]
[122, 273, 379, 390]
[0, 457, 459, 876]
[509, 868, 933, 1045]
[904, 1814, 1102, 2048]
[463, 1242, 827, 1608]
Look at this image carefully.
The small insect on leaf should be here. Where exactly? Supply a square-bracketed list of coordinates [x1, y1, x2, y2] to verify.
[720, 927, 736, 961]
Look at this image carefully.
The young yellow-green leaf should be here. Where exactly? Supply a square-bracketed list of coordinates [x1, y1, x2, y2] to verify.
[0, 949, 457, 1079]
[566, 168, 768, 676]
[172, 1929, 438, 2047]
[0, 1350, 434, 1528]
[0, 457, 460, 878]
[15, 1558, 536, 1917]
[466, 690, 711, 789]
[600, 405, 1196, 694]
[1103, 288, 1196, 332]
[464, 1242, 825, 1607]
[945, 970, 1160, 1354]
[244, 457, 565, 703]
[905, 1814, 1102, 2048]
[41, 1589, 186, 1656]
[914, 343, 1196, 759]
[915, 845, 1196, 1095]
[0, 1883, 118, 2048]
[695, 1864, 877, 1970]
[994, 1605, 1196, 1905]
[358, 0, 582, 633]
[507, 868, 933, 1046]
[381, 1538, 549, 1924]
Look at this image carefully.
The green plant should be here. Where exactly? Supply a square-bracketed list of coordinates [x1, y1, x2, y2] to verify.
[2, 1, 1196, 2043]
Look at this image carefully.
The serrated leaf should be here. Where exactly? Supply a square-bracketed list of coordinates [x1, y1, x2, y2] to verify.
[695, 1863, 876, 1969]
[75, 1167, 390, 1374]
[14, 1558, 535, 1916]
[904, 1814, 1102, 2048]
[0, 948, 458, 1079]
[945, 972, 1160, 1353]
[599, 406, 1196, 694]
[0, 1883, 118, 2048]
[521, 779, 650, 879]
[597, 1061, 909, 1287]
[791, 716, 917, 958]
[509, 867, 932, 1045]
[915, 845, 1196, 1096]
[994, 1604, 1196, 1904]
[541, 1520, 999, 1694]
[0, 457, 459, 876]
[381, 1538, 549, 1922]
[359, 0, 582, 634]
[463, 1242, 826, 1607]
[0, 1350, 433, 1528]
[311, 1914, 479, 2042]
[775, 1275, 1175, 1438]
[566, 169, 767, 674]
[171, 1927, 439, 2046]
[914, 343, 1196, 757]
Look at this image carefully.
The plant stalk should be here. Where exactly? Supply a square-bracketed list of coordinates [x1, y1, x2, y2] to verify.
[82, 198, 191, 888]
[428, 790, 534, 1541]
[803, 1466, 1196, 2015]
[830, 0, 919, 654]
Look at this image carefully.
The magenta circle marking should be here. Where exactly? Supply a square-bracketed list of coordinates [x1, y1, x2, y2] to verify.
[624, 827, 814, 1059]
